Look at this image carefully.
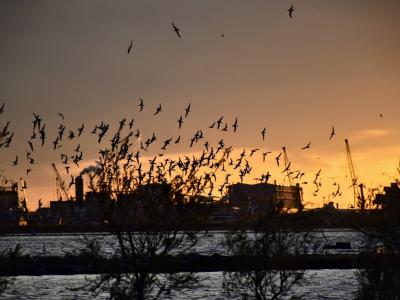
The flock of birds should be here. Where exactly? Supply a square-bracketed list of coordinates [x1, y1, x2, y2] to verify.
[1, 92, 349, 208]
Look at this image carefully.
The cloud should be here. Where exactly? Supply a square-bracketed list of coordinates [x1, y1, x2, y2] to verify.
[353, 129, 392, 141]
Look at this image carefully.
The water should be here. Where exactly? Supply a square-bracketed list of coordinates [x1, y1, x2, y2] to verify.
[0, 229, 365, 299]
[0, 229, 366, 256]
[1, 271, 359, 299]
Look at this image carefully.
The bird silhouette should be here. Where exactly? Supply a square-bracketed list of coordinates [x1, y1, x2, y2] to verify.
[77, 124, 84, 137]
[250, 148, 259, 157]
[68, 130, 75, 140]
[32, 113, 42, 131]
[138, 98, 144, 112]
[28, 141, 34, 152]
[288, 5, 294, 18]
[275, 152, 282, 166]
[127, 40, 133, 54]
[0, 103, 5, 114]
[177, 116, 183, 129]
[282, 162, 291, 173]
[185, 103, 191, 118]
[12, 155, 18, 166]
[52, 137, 60, 150]
[232, 117, 238, 132]
[329, 126, 335, 140]
[261, 128, 267, 140]
[153, 104, 162, 116]
[39, 124, 46, 146]
[301, 142, 311, 150]
[161, 138, 173, 151]
[128, 118, 134, 129]
[58, 112, 64, 120]
[172, 22, 182, 38]
[216, 117, 224, 129]
[262, 151, 271, 162]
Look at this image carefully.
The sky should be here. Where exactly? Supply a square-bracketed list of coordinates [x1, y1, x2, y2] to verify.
[0, 0, 400, 210]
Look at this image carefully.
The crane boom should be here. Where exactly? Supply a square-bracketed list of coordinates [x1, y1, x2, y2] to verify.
[19, 178, 28, 212]
[51, 163, 70, 201]
[282, 146, 293, 186]
[345, 139, 365, 210]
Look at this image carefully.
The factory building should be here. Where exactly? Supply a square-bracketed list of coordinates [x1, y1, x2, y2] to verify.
[374, 182, 400, 210]
[0, 184, 19, 213]
[227, 183, 303, 215]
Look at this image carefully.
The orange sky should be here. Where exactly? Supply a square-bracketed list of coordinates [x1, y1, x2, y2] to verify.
[0, 1, 399, 210]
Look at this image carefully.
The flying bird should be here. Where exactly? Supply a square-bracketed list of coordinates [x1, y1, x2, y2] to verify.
[250, 148, 259, 157]
[153, 104, 162, 116]
[77, 124, 84, 137]
[161, 138, 173, 151]
[28, 141, 34, 152]
[177, 116, 183, 129]
[232, 117, 238, 132]
[216, 117, 224, 129]
[261, 128, 267, 140]
[282, 162, 291, 173]
[172, 22, 181, 38]
[329, 126, 335, 140]
[138, 98, 144, 112]
[275, 152, 282, 167]
[301, 142, 311, 150]
[127, 40, 133, 54]
[379, 113, 383, 118]
[185, 103, 191, 118]
[58, 112, 64, 120]
[262, 151, 271, 162]
[12, 155, 18, 166]
[0, 103, 5, 114]
[128, 118, 134, 129]
[288, 5, 294, 18]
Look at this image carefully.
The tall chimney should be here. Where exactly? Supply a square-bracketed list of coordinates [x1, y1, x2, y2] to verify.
[75, 175, 84, 203]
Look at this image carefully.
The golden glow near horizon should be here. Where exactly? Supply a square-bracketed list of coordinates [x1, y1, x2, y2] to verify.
[0, 1, 400, 210]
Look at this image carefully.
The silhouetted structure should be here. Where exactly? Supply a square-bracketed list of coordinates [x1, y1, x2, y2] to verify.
[227, 183, 303, 215]
[75, 175, 84, 203]
[0, 184, 18, 213]
[374, 182, 400, 210]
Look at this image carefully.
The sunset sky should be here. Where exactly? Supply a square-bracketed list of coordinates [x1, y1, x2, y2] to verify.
[1, 1, 399, 210]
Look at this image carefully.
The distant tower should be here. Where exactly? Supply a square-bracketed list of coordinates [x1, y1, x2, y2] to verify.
[75, 176, 84, 203]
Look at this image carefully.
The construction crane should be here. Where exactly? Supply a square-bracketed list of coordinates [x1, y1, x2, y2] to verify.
[282, 146, 293, 186]
[281, 146, 303, 211]
[51, 163, 70, 201]
[345, 139, 365, 210]
[19, 178, 28, 212]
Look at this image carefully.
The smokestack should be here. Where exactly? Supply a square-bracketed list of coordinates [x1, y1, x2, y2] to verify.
[75, 175, 84, 203]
